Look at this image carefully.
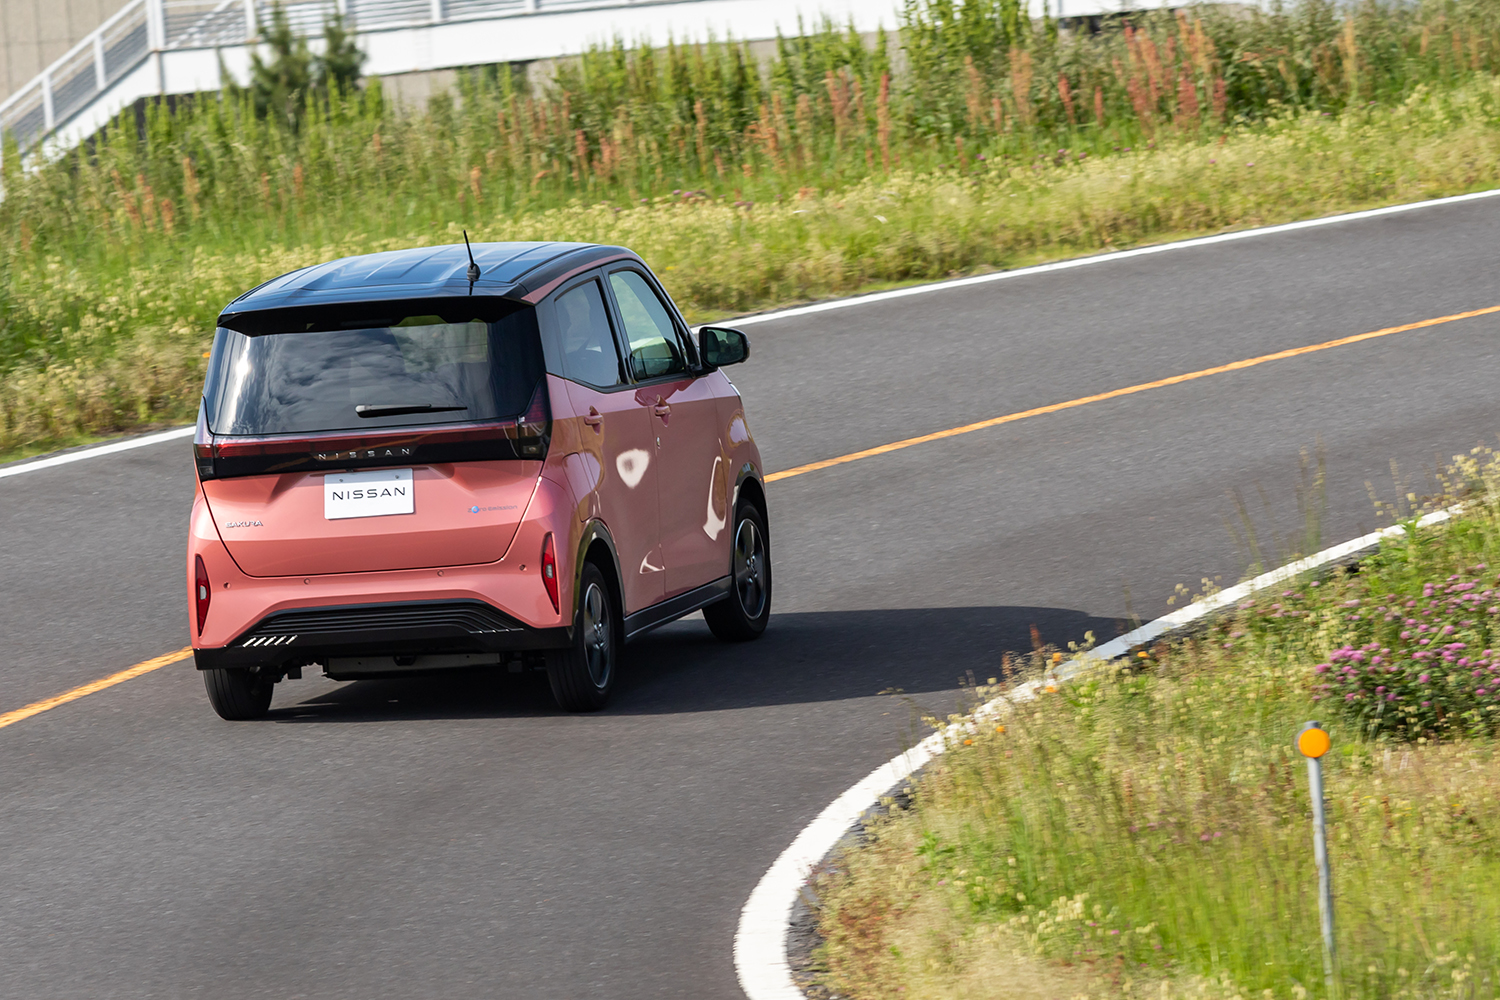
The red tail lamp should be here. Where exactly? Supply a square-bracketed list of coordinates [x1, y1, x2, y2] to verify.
[194, 555, 211, 635]
[540, 533, 559, 613]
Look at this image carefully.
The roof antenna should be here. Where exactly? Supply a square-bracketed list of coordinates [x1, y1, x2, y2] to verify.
[463, 230, 481, 290]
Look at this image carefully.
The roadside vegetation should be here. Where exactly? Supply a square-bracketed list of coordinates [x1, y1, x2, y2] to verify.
[810, 449, 1500, 999]
[4, 0, 1500, 457]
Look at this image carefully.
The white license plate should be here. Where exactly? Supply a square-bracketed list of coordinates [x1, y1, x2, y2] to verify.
[324, 469, 415, 520]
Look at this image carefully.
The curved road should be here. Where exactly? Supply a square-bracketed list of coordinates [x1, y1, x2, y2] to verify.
[3, 197, 1499, 999]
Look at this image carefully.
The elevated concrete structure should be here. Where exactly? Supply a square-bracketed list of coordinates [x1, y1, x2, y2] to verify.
[0, 0, 908, 170]
[0, 0, 1148, 172]
[0, 0, 123, 105]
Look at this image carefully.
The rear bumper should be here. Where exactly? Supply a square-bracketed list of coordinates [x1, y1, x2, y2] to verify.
[193, 598, 571, 672]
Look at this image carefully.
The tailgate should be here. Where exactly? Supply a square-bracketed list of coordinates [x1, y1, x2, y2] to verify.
[202, 461, 540, 577]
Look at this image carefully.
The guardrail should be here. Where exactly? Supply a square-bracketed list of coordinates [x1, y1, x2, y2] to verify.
[0, 0, 715, 163]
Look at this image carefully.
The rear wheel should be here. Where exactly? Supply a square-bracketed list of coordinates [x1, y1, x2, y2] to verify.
[202, 667, 275, 720]
[546, 561, 618, 712]
[704, 502, 771, 642]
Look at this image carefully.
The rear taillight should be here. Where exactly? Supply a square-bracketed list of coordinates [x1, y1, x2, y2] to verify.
[511, 380, 552, 459]
[540, 533, 559, 613]
[194, 555, 211, 635]
[193, 402, 216, 481]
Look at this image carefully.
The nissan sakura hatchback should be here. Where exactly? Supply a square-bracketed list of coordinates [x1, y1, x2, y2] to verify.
[189, 241, 770, 719]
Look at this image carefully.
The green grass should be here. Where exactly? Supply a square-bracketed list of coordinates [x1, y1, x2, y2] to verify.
[8, 82, 1500, 457]
[6, 0, 1500, 456]
[811, 451, 1500, 999]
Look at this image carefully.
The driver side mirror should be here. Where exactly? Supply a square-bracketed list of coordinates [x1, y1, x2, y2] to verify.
[698, 326, 750, 369]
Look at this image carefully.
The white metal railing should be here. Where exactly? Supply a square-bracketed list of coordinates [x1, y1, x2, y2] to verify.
[0, 0, 688, 160]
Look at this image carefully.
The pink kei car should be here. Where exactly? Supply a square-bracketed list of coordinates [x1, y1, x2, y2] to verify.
[189, 241, 769, 719]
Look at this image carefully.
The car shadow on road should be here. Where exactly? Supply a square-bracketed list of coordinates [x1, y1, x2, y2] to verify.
[274, 605, 1126, 723]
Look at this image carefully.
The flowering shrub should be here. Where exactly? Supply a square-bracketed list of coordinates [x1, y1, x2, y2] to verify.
[1310, 570, 1500, 739]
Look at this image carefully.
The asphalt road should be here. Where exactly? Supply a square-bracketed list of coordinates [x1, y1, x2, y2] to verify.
[3, 197, 1499, 999]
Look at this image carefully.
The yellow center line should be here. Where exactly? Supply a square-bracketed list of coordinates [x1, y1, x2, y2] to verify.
[6, 303, 1500, 732]
[766, 303, 1500, 484]
[0, 648, 193, 731]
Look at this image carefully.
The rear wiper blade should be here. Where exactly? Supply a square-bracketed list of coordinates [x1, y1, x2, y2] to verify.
[355, 404, 468, 418]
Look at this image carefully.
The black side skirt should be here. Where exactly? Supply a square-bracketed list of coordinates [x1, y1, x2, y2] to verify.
[623, 576, 732, 640]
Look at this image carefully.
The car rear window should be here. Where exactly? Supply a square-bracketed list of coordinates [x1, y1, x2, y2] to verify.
[205, 303, 543, 436]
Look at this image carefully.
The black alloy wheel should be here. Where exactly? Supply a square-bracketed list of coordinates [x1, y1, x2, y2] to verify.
[547, 560, 618, 711]
[203, 667, 275, 720]
[704, 502, 772, 642]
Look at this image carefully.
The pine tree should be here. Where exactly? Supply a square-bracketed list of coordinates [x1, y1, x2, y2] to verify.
[246, 4, 314, 125]
[228, 4, 365, 124]
[317, 14, 366, 97]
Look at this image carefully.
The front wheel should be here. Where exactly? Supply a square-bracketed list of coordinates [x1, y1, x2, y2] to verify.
[202, 667, 274, 720]
[546, 561, 619, 712]
[704, 502, 771, 642]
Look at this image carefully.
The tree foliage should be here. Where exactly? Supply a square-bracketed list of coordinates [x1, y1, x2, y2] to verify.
[232, 3, 366, 124]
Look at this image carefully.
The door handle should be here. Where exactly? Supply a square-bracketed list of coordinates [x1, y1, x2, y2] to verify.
[583, 407, 603, 430]
[653, 404, 671, 417]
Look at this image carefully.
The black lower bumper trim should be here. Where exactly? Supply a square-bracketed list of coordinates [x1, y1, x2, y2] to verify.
[194, 598, 571, 670]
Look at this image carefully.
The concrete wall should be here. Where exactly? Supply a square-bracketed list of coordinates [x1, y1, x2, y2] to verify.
[0, 0, 122, 104]
[381, 31, 897, 114]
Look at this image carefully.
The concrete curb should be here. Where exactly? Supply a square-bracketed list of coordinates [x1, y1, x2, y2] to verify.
[733, 506, 1457, 1000]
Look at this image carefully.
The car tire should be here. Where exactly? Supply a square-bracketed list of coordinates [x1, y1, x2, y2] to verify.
[546, 560, 619, 712]
[202, 667, 275, 720]
[704, 501, 771, 642]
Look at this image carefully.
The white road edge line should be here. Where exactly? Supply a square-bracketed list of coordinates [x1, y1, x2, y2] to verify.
[728, 187, 1500, 328]
[733, 505, 1457, 1000]
[6, 186, 1497, 482]
[0, 425, 195, 481]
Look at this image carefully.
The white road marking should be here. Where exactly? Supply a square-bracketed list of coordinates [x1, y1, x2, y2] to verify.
[0, 425, 195, 481]
[727, 188, 1500, 328]
[733, 506, 1456, 1000]
[5, 188, 1498, 483]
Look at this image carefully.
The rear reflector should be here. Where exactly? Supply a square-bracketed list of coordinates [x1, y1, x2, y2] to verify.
[195, 555, 211, 635]
[540, 533, 559, 613]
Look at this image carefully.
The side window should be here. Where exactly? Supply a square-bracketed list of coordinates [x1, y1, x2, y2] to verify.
[555, 280, 624, 388]
[609, 269, 689, 381]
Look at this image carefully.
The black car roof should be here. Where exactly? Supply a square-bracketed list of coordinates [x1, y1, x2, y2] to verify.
[218, 241, 637, 322]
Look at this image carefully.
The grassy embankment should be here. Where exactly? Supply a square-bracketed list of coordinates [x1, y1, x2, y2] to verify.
[4, 0, 1500, 459]
[812, 451, 1500, 1000]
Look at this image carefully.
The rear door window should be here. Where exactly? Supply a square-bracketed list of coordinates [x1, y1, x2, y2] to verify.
[608, 269, 690, 381]
[555, 279, 625, 388]
[208, 306, 543, 436]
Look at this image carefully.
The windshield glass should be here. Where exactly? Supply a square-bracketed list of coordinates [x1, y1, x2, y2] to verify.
[207, 306, 543, 436]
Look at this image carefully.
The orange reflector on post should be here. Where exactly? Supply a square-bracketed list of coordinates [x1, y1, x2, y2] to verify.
[1298, 724, 1331, 759]
[1297, 719, 1338, 990]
